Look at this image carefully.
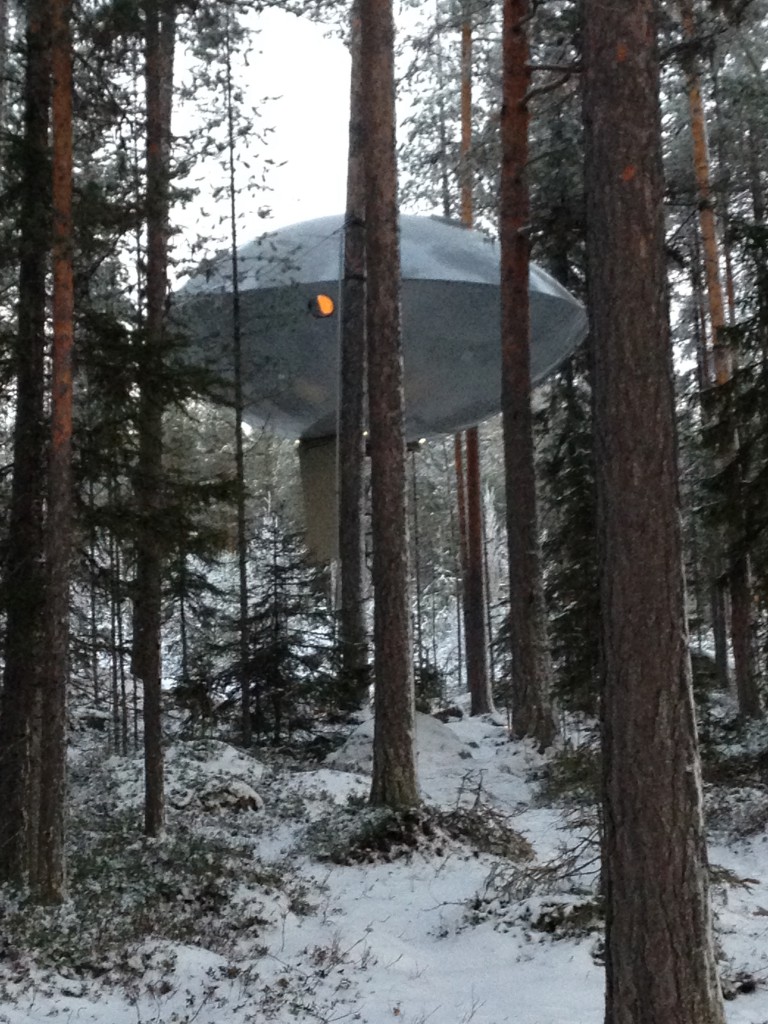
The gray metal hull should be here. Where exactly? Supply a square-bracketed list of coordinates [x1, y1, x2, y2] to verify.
[175, 213, 588, 441]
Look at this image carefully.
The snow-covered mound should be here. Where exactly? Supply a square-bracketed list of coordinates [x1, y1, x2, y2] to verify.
[325, 709, 475, 773]
[74, 738, 266, 817]
[5, 708, 768, 1024]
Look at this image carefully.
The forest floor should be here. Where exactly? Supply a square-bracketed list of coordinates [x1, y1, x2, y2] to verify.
[2, 694, 768, 1023]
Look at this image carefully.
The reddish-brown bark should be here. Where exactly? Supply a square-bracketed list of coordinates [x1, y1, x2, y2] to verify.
[583, 0, 726, 1017]
[679, 0, 759, 721]
[500, 0, 555, 748]
[457, 11, 492, 717]
[362, 0, 418, 809]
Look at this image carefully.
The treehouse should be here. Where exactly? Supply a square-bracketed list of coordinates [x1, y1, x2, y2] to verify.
[174, 213, 588, 556]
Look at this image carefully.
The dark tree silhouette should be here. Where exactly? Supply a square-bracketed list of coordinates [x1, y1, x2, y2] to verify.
[0, 0, 50, 887]
[338, 0, 369, 709]
[134, 0, 175, 837]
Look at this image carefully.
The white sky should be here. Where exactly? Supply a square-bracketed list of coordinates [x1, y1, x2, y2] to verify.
[251, 10, 352, 230]
[176, 8, 351, 263]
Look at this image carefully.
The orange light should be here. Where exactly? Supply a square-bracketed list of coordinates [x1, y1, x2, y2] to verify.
[310, 294, 335, 318]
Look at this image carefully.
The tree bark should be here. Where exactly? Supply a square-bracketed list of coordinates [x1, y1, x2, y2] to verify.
[362, 0, 418, 809]
[337, 0, 369, 709]
[690, 239, 731, 690]
[583, 0, 726, 1020]
[0, 0, 50, 887]
[500, 0, 556, 749]
[135, 0, 175, 837]
[465, 428, 493, 714]
[37, 0, 74, 903]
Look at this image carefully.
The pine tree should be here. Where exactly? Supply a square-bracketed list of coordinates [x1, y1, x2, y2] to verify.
[337, 0, 370, 710]
[0, 0, 51, 887]
[363, 0, 418, 809]
[583, 0, 725, 1015]
[244, 510, 335, 744]
[538, 355, 599, 717]
[500, 0, 556, 749]
[134, 0, 176, 838]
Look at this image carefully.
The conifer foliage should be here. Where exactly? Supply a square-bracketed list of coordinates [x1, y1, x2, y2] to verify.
[537, 355, 599, 717]
[241, 509, 335, 744]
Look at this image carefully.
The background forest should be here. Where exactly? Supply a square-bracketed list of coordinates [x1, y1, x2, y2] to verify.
[1, 0, 768, 1019]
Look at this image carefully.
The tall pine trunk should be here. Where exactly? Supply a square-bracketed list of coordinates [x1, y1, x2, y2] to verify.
[583, 0, 725, 1019]
[457, 8, 492, 717]
[135, 0, 175, 837]
[363, 0, 418, 809]
[37, 0, 74, 902]
[337, 0, 369, 709]
[500, 0, 556, 749]
[465, 428, 493, 713]
[0, 0, 50, 887]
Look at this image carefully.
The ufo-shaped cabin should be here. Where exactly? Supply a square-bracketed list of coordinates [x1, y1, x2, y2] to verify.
[175, 213, 588, 441]
[175, 213, 588, 557]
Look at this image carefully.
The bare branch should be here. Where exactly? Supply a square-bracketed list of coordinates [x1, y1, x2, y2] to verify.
[527, 61, 581, 73]
[525, 72, 572, 103]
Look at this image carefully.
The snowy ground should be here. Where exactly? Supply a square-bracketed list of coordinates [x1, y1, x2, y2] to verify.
[2, 705, 768, 1023]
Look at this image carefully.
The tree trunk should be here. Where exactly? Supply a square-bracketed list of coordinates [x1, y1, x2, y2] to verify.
[362, 0, 418, 809]
[338, 0, 369, 709]
[583, 0, 726, 1019]
[680, 0, 728, 384]
[456, 10, 492, 717]
[680, 0, 759, 720]
[691, 240, 730, 689]
[135, 0, 175, 837]
[410, 450, 425, 682]
[730, 554, 759, 718]
[223, 10, 252, 748]
[454, 434, 469, 591]
[0, 0, 50, 887]
[500, 0, 556, 749]
[37, 0, 74, 903]
[459, 5, 472, 227]
[434, 32, 453, 221]
[465, 428, 493, 714]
